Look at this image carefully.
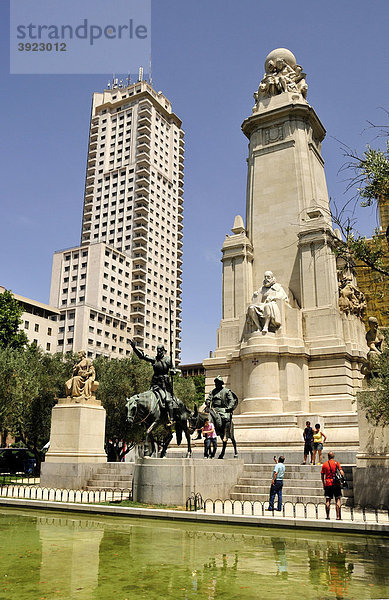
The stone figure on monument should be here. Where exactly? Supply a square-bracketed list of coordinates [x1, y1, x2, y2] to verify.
[129, 340, 178, 424]
[363, 316, 385, 376]
[205, 376, 238, 443]
[65, 350, 99, 400]
[254, 49, 308, 105]
[247, 271, 289, 333]
[338, 275, 366, 319]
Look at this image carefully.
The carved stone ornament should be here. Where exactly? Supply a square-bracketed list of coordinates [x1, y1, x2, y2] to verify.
[254, 48, 308, 105]
[264, 125, 284, 145]
[338, 275, 366, 320]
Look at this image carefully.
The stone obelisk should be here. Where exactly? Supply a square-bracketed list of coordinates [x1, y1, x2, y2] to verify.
[204, 48, 366, 448]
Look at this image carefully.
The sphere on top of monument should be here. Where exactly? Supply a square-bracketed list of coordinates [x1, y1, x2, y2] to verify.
[264, 48, 296, 73]
[253, 48, 307, 107]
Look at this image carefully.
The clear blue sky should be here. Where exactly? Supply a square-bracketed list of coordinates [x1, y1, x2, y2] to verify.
[1, 0, 388, 363]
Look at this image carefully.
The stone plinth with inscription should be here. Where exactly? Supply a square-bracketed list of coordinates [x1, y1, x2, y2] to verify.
[40, 397, 107, 489]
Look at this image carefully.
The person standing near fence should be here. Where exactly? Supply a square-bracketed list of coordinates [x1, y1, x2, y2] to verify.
[321, 451, 344, 520]
[267, 456, 285, 511]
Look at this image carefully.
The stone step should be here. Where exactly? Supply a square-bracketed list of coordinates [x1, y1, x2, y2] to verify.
[86, 478, 132, 487]
[233, 484, 324, 495]
[229, 492, 352, 503]
[85, 485, 132, 492]
[239, 472, 325, 481]
[92, 473, 132, 481]
[237, 478, 325, 489]
[242, 464, 354, 472]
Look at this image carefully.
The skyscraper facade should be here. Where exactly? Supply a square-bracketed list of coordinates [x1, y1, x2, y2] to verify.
[50, 78, 184, 361]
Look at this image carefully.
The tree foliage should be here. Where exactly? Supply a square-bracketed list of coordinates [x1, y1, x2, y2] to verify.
[358, 330, 389, 426]
[0, 347, 73, 463]
[0, 344, 206, 464]
[345, 141, 389, 208]
[94, 354, 152, 457]
[0, 289, 28, 350]
[94, 356, 202, 457]
[332, 129, 389, 278]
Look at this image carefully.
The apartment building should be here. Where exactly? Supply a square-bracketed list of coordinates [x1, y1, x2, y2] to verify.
[50, 76, 184, 360]
[0, 285, 59, 352]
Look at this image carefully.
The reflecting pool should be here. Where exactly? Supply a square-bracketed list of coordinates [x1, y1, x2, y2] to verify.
[0, 508, 388, 599]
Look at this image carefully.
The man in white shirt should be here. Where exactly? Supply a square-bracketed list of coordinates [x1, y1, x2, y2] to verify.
[267, 456, 285, 511]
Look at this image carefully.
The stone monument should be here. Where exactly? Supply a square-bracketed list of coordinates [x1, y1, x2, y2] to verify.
[353, 319, 389, 506]
[40, 351, 107, 489]
[203, 48, 367, 449]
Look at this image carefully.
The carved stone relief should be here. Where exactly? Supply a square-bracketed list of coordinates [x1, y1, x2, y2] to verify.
[338, 275, 366, 319]
[264, 125, 284, 145]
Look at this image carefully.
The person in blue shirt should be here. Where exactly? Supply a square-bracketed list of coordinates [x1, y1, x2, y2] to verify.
[267, 456, 285, 511]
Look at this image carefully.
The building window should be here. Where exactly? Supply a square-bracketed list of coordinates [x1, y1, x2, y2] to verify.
[46, 343, 51, 351]
[47, 327, 52, 336]
[34, 324, 39, 332]
[24, 321, 29, 329]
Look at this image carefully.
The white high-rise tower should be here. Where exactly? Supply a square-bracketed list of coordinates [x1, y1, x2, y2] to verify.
[50, 76, 184, 361]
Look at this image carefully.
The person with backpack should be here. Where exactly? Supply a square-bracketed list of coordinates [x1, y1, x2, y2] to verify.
[321, 451, 345, 520]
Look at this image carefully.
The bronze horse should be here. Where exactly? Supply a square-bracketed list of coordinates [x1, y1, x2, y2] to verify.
[125, 391, 192, 458]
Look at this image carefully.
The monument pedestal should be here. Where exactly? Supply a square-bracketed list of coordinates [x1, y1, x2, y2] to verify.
[40, 397, 107, 489]
[353, 394, 389, 506]
[132, 458, 244, 505]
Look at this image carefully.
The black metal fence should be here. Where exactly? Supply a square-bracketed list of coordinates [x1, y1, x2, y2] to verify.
[185, 494, 389, 524]
[0, 473, 40, 486]
[0, 483, 132, 504]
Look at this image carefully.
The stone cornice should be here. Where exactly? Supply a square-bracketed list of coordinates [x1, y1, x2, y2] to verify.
[242, 101, 326, 142]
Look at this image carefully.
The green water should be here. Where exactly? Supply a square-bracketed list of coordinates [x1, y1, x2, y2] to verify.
[0, 508, 388, 600]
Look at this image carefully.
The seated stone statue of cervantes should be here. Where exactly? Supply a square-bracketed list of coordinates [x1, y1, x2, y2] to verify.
[247, 271, 289, 334]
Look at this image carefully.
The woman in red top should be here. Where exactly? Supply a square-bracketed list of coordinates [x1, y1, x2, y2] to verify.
[321, 451, 345, 520]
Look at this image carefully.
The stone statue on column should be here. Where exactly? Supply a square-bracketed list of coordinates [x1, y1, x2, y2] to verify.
[65, 350, 99, 401]
[247, 271, 289, 333]
[254, 48, 308, 107]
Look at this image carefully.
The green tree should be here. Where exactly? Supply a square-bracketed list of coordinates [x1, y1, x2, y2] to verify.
[192, 374, 206, 406]
[0, 347, 71, 464]
[173, 374, 196, 408]
[333, 136, 389, 278]
[334, 124, 389, 428]
[94, 354, 152, 459]
[0, 289, 28, 350]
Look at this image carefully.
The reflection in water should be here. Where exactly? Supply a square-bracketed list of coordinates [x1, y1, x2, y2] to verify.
[308, 542, 353, 600]
[271, 537, 288, 579]
[37, 516, 104, 599]
[0, 508, 388, 600]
